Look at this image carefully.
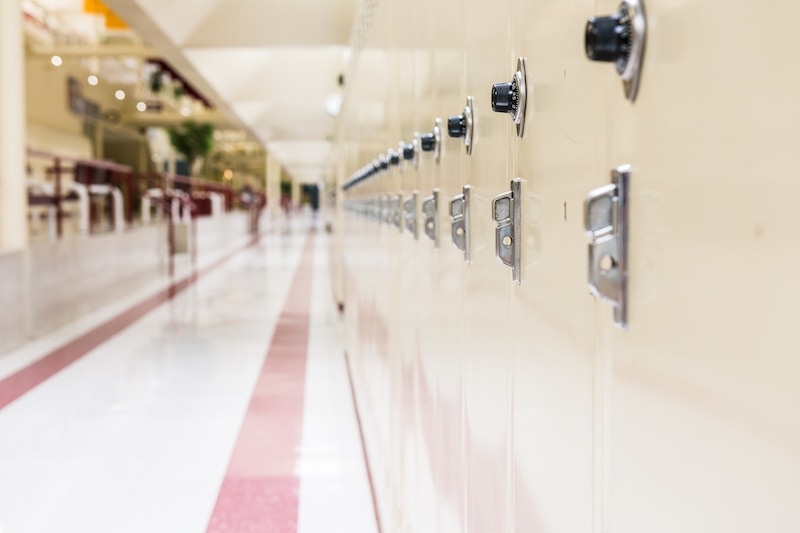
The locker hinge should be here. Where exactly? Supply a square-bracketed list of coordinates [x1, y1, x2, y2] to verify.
[492, 178, 522, 283]
[449, 185, 472, 262]
[584, 164, 630, 328]
[404, 192, 418, 239]
[422, 189, 439, 247]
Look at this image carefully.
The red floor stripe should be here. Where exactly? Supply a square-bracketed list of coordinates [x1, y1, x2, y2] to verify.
[0, 236, 258, 412]
[206, 233, 315, 533]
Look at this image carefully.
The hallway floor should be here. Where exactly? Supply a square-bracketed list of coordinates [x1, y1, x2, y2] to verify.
[0, 215, 378, 533]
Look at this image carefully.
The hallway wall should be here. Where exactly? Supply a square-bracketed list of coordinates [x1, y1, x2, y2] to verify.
[0, 212, 254, 354]
[334, 0, 800, 532]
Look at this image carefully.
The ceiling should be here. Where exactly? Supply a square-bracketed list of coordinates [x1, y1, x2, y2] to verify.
[97, 0, 360, 183]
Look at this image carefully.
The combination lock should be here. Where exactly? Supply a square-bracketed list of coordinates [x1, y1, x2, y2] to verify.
[447, 96, 475, 155]
[585, 0, 646, 101]
[419, 119, 443, 164]
[400, 142, 415, 161]
[490, 57, 528, 138]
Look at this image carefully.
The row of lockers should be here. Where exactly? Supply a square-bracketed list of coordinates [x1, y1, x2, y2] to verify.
[331, 0, 800, 531]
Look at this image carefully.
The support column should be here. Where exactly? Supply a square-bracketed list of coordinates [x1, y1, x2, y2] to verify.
[0, 0, 27, 250]
[266, 152, 281, 219]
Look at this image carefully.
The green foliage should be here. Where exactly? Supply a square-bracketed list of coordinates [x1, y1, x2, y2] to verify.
[167, 121, 214, 168]
[150, 71, 163, 93]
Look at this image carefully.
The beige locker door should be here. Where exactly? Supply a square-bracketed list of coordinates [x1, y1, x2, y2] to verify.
[420, 0, 470, 529]
[509, 0, 606, 531]
[461, 0, 516, 531]
[596, 1, 800, 532]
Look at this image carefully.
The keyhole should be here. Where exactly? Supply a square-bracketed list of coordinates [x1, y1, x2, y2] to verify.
[599, 254, 616, 271]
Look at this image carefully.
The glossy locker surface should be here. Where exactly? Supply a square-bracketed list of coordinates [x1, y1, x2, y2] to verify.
[598, 1, 800, 532]
[461, 1, 515, 532]
[509, 0, 600, 530]
[335, 1, 800, 532]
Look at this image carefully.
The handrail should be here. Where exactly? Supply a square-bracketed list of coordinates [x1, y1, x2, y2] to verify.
[27, 149, 133, 174]
[26, 149, 241, 237]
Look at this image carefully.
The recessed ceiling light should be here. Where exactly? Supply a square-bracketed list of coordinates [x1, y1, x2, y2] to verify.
[115, 90, 126, 100]
[87, 75, 99, 86]
[50, 55, 62, 67]
[180, 107, 191, 117]
[136, 101, 147, 112]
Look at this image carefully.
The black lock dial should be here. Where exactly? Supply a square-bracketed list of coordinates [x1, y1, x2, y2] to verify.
[420, 132, 436, 152]
[584, 0, 646, 101]
[585, 2, 633, 75]
[401, 143, 415, 160]
[491, 79, 519, 116]
[489, 58, 527, 137]
[389, 150, 400, 166]
[448, 114, 467, 138]
[379, 155, 389, 170]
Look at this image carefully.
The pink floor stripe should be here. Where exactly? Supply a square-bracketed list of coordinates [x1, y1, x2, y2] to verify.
[206, 233, 315, 533]
[0, 237, 257, 412]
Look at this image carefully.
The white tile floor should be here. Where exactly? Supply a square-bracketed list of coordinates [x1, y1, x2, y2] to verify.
[0, 215, 378, 533]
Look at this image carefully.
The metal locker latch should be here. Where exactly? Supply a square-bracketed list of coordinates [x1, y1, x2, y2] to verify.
[492, 178, 522, 283]
[584, 164, 630, 328]
[371, 198, 380, 221]
[422, 189, 439, 247]
[381, 195, 391, 224]
[392, 194, 402, 230]
[404, 192, 418, 239]
[449, 185, 471, 262]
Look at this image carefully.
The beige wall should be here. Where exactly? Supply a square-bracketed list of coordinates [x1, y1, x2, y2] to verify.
[0, 250, 27, 353]
[337, 0, 800, 532]
[24, 49, 147, 170]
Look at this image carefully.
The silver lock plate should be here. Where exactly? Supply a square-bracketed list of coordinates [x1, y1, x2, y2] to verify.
[422, 189, 439, 247]
[492, 178, 522, 283]
[514, 57, 528, 138]
[621, 0, 646, 101]
[433, 118, 442, 164]
[464, 97, 475, 155]
[404, 192, 418, 239]
[584, 164, 630, 328]
[449, 185, 471, 261]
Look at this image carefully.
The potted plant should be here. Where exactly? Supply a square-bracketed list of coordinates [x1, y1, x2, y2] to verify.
[167, 121, 214, 176]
